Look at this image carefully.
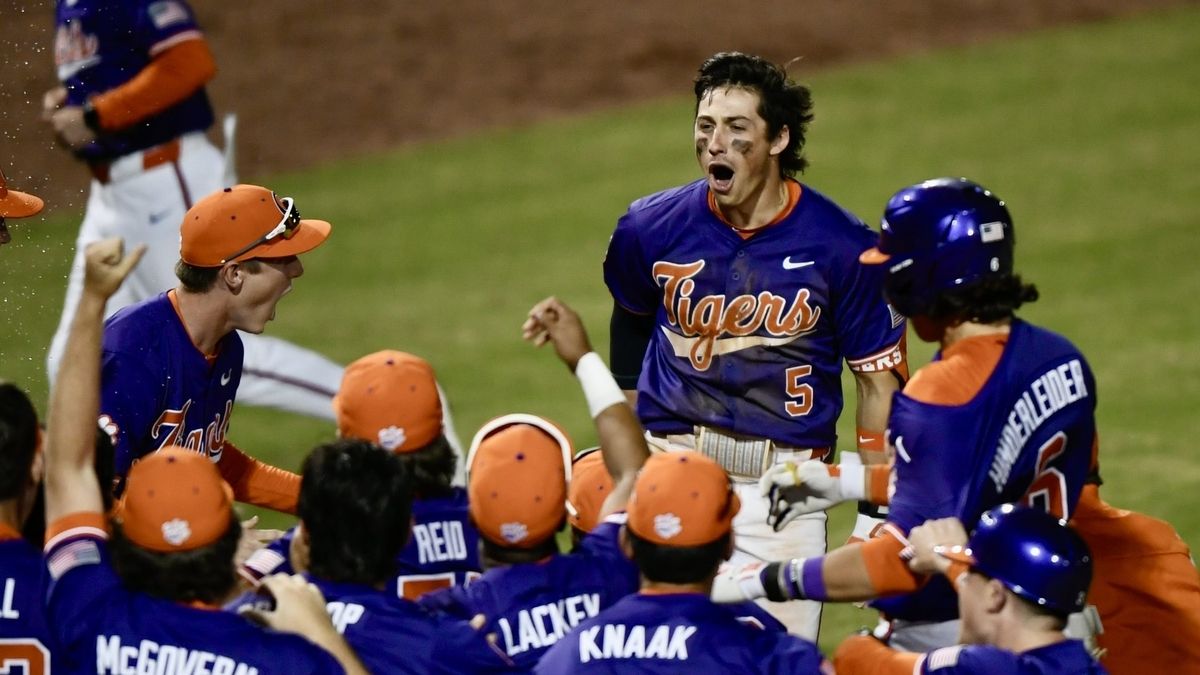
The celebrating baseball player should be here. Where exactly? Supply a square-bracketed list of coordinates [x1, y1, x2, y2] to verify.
[242, 349, 482, 599]
[42, 236, 369, 674]
[536, 450, 830, 674]
[718, 178, 1099, 652]
[43, 0, 346, 420]
[98, 184, 330, 513]
[834, 505, 1106, 673]
[604, 51, 907, 636]
[0, 167, 44, 246]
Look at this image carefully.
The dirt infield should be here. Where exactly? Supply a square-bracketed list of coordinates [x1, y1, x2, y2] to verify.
[0, 0, 1188, 210]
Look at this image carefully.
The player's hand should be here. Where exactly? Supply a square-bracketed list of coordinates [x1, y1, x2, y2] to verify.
[50, 105, 96, 150]
[42, 86, 67, 121]
[82, 238, 146, 300]
[522, 296, 593, 370]
[239, 573, 335, 636]
[233, 516, 286, 568]
[760, 460, 845, 531]
[904, 517, 969, 576]
[711, 561, 769, 603]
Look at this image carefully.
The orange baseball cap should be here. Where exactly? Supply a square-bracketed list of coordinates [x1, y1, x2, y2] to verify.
[566, 448, 613, 533]
[113, 447, 234, 552]
[180, 184, 331, 267]
[626, 451, 740, 547]
[467, 414, 574, 549]
[333, 350, 443, 453]
[0, 167, 44, 218]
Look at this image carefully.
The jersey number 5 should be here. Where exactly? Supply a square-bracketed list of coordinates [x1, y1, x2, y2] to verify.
[785, 365, 813, 417]
[1021, 432, 1069, 519]
[0, 639, 50, 675]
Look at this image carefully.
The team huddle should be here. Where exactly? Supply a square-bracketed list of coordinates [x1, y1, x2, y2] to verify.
[1, 0, 1198, 673]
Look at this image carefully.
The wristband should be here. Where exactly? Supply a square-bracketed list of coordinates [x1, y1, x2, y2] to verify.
[574, 352, 626, 418]
[764, 557, 828, 602]
[839, 462, 866, 501]
[82, 99, 102, 132]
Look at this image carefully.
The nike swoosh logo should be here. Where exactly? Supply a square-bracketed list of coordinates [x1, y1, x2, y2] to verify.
[782, 257, 815, 270]
[220, 370, 232, 386]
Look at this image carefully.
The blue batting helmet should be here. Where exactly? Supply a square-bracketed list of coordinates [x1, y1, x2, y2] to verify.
[942, 504, 1092, 615]
[860, 178, 1013, 317]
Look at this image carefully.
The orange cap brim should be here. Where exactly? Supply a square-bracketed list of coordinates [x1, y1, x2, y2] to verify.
[0, 190, 44, 219]
[859, 247, 891, 265]
[233, 218, 331, 262]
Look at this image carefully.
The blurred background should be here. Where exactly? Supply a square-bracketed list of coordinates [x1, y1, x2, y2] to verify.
[2, 0, 1198, 650]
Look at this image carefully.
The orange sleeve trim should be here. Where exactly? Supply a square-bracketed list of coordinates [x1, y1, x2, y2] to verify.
[861, 527, 923, 596]
[92, 38, 216, 132]
[847, 333, 907, 376]
[866, 464, 892, 506]
[45, 511, 108, 549]
[218, 442, 300, 514]
[855, 427, 886, 453]
[833, 634, 923, 675]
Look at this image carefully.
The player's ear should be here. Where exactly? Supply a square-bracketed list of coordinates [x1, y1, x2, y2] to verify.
[984, 578, 1008, 615]
[220, 262, 243, 292]
[769, 124, 790, 157]
[619, 525, 635, 560]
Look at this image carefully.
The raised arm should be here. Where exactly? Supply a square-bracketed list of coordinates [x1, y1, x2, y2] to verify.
[45, 239, 145, 523]
[523, 296, 649, 518]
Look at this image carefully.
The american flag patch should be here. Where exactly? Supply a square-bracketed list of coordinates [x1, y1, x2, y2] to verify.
[242, 548, 287, 577]
[47, 539, 101, 580]
[887, 303, 904, 328]
[980, 221, 1005, 243]
[926, 645, 964, 670]
[148, 1, 189, 28]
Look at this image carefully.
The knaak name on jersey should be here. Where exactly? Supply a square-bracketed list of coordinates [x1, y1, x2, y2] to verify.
[150, 399, 232, 460]
[653, 260, 820, 371]
[988, 359, 1089, 491]
[496, 592, 601, 656]
[97, 635, 259, 675]
[577, 623, 697, 663]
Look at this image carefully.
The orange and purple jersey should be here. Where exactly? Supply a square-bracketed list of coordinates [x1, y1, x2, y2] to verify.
[0, 524, 53, 674]
[604, 179, 905, 447]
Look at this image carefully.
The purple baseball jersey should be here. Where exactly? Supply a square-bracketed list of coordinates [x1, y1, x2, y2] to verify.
[100, 292, 242, 485]
[418, 518, 640, 669]
[917, 641, 1107, 674]
[44, 517, 344, 675]
[875, 319, 1097, 622]
[54, 0, 214, 162]
[242, 487, 483, 600]
[604, 179, 905, 447]
[535, 592, 829, 674]
[0, 531, 53, 674]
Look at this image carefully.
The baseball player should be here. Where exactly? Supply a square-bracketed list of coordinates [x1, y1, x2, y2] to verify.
[719, 178, 1099, 652]
[834, 505, 1107, 674]
[0, 383, 52, 673]
[42, 236, 369, 674]
[1069, 474, 1200, 671]
[43, 0, 346, 420]
[535, 450, 830, 674]
[604, 51, 907, 637]
[99, 184, 330, 513]
[234, 439, 512, 674]
[241, 349, 482, 599]
[0, 166, 44, 246]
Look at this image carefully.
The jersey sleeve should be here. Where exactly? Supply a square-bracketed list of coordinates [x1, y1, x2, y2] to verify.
[833, 242, 907, 375]
[763, 633, 831, 675]
[240, 526, 297, 584]
[603, 210, 658, 315]
[920, 645, 1017, 673]
[130, 0, 205, 56]
[43, 513, 120, 651]
[429, 616, 518, 673]
[417, 581, 478, 620]
[100, 350, 163, 479]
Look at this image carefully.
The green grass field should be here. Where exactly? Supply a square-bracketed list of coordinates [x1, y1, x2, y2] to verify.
[3, 5, 1198, 653]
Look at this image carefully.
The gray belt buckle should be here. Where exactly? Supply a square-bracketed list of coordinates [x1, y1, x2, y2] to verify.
[695, 426, 774, 480]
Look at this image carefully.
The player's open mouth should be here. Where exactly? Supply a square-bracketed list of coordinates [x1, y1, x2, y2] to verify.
[708, 164, 734, 194]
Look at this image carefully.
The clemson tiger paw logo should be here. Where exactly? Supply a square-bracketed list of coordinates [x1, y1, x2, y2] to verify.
[653, 513, 682, 540]
[500, 522, 528, 544]
[377, 426, 407, 451]
[161, 518, 192, 547]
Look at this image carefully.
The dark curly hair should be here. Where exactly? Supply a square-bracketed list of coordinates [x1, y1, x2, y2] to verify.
[927, 274, 1040, 324]
[110, 514, 241, 604]
[627, 529, 730, 585]
[299, 439, 413, 586]
[398, 435, 457, 500]
[0, 382, 38, 501]
[694, 52, 815, 176]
